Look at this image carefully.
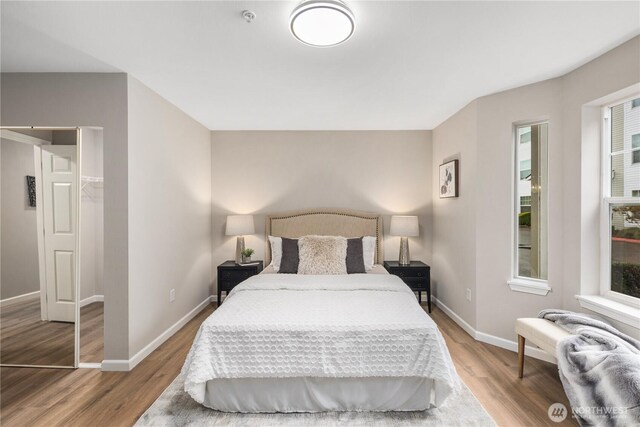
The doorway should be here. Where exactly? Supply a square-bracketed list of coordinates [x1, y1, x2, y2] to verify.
[0, 126, 105, 368]
[1, 128, 79, 367]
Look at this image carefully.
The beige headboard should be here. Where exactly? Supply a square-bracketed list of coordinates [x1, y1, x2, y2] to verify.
[265, 208, 384, 265]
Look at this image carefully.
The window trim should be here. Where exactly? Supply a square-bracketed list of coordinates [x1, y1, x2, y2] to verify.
[599, 100, 640, 307]
[576, 295, 640, 327]
[508, 277, 551, 296]
[510, 120, 550, 295]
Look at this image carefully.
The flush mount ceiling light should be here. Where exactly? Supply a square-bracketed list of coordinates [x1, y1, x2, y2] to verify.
[289, 0, 355, 47]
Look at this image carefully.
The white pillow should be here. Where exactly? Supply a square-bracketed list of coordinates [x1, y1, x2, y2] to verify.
[362, 236, 376, 271]
[268, 235, 282, 272]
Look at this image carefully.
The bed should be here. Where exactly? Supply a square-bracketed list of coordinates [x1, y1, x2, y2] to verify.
[182, 209, 460, 413]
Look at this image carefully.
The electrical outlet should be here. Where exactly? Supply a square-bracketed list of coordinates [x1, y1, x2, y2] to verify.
[170, 289, 176, 303]
[465, 288, 471, 301]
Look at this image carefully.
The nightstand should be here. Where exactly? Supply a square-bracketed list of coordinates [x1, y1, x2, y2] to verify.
[217, 260, 263, 306]
[383, 261, 431, 313]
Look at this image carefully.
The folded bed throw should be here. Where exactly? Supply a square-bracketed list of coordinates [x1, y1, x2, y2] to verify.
[539, 309, 640, 427]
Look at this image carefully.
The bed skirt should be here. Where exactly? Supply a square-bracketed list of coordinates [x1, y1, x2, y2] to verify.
[202, 376, 435, 413]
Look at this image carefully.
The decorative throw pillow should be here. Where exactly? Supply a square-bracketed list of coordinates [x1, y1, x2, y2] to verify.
[279, 237, 299, 274]
[346, 237, 366, 274]
[298, 235, 348, 275]
[268, 236, 282, 272]
[362, 236, 377, 271]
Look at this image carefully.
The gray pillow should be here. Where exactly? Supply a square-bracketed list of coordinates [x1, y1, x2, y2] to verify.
[279, 237, 299, 273]
[346, 237, 366, 274]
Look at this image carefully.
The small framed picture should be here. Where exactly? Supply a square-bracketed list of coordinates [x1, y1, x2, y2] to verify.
[439, 160, 458, 198]
[26, 175, 36, 207]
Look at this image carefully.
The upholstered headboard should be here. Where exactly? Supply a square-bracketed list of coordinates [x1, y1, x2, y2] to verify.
[265, 208, 384, 265]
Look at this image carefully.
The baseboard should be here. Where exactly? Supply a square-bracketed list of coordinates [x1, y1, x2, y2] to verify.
[80, 294, 104, 307]
[102, 295, 214, 372]
[433, 296, 476, 338]
[101, 294, 553, 373]
[475, 330, 556, 364]
[0, 291, 40, 307]
[100, 359, 130, 372]
[432, 297, 556, 364]
[78, 362, 102, 369]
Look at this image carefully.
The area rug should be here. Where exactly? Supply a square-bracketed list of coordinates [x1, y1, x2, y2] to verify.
[135, 375, 496, 426]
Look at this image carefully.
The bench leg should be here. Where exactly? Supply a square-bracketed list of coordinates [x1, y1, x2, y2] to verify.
[518, 335, 525, 379]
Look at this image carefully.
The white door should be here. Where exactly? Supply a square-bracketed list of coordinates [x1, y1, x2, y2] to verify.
[41, 145, 77, 322]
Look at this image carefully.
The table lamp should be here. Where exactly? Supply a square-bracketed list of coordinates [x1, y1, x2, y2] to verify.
[390, 215, 419, 266]
[226, 215, 255, 264]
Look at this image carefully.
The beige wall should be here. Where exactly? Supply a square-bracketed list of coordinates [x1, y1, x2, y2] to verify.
[432, 35, 640, 342]
[474, 78, 564, 339]
[431, 102, 478, 328]
[127, 77, 212, 358]
[562, 36, 640, 317]
[0, 73, 130, 360]
[1, 73, 214, 365]
[0, 139, 40, 300]
[210, 130, 433, 294]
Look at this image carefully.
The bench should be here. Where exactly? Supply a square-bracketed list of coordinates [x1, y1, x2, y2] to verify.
[515, 318, 571, 378]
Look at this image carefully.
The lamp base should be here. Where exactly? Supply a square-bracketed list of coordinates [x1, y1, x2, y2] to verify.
[235, 236, 245, 264]
[399, 237, 410, 266]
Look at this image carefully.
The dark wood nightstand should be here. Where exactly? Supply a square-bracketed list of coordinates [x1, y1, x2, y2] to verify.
[217, 260, 263, 306]
[383, 261, 431, 313]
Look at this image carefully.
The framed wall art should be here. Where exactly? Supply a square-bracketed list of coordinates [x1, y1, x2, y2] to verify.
[439, 160, 458, 198]
[26, 175, 36, 207]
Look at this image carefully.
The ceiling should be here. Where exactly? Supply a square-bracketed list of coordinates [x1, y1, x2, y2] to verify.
[1, 1, 639, 130]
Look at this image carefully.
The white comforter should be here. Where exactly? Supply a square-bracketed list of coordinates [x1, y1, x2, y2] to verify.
[182, 274, 460, 408]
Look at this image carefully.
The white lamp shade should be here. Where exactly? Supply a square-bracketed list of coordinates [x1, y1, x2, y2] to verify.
[225, 215, 255, 236]
[390, 216, 419, 237]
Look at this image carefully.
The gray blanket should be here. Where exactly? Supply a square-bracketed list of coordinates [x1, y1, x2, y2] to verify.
[539, 309, 640, 427]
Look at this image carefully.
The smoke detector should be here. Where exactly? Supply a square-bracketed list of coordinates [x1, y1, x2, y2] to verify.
[242, 10, 256, 23]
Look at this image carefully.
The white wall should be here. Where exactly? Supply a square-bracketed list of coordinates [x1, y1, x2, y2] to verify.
[0, 73, 130, 360]
[0, 139, 40, 300]
[127, 76, 212, 358]
[210, 130, 433, 294]
[432, 35, 640, 343]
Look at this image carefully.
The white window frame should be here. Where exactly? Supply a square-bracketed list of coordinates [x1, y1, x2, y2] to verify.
[599, 98, 640, 308]
[508, 120, 551, 296]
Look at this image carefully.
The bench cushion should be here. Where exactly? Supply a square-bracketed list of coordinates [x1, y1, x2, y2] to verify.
[516, 318, 571, 356]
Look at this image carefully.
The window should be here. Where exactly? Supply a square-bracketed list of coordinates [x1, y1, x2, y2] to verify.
[633, 134, 640, 164]
[602, 98, 640, 302]
[514, 123, 548, 281]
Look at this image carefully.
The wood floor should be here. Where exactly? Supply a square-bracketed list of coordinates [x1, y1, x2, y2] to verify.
[0, 302, 576, 426]
[80, 302, 104, 363]
[0, 299, 104, 366]
[0, 297, 74, 366]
